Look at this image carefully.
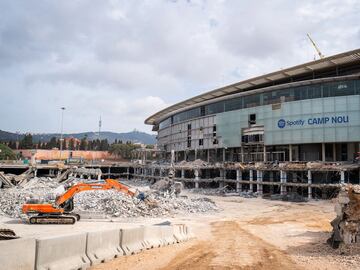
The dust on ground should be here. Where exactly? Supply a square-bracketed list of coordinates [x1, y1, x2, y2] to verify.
[91, 194, 360, 270]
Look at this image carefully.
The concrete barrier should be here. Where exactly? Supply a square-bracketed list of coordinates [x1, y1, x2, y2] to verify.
[159, 225, 176, 245]
[120, 227, 145, 255]
[173, 224, 187, 242]
[0, 238, 36, 270]
[86, 229, 123, 265]
[36, 233, 90, 270]
[142, 225, 162, 249]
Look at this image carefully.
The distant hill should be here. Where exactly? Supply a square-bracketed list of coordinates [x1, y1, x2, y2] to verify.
[0, 130, 156, 145]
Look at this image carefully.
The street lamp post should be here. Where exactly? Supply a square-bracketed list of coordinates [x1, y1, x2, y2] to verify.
[60, 107, 65, 160]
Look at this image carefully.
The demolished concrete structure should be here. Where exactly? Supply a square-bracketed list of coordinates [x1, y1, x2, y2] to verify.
[329, 185, 360, 248]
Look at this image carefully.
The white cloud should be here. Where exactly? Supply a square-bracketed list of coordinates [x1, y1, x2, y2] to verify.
[0, 0, 359, 133]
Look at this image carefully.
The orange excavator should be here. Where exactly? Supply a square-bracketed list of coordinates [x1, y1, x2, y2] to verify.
[22, 178, 145, 224]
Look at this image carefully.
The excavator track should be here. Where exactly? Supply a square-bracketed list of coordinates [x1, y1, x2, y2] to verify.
[29, 215, 76, 225]
[0, 228, 19, 240]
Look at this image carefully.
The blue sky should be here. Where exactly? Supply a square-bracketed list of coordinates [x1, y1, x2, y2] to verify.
[0, 0, 359, 134]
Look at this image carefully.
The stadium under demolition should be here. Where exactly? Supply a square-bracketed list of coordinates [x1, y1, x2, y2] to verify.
[1, 48, 360, 270]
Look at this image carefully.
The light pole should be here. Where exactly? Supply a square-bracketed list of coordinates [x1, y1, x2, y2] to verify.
[60, 107, 65, 160]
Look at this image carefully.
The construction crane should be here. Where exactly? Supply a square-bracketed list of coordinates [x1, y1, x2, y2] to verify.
[307, 33, 325, 59]
[22, 178, 147, 224]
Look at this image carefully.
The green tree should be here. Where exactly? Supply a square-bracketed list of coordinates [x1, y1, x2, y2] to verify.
[109, 143, 140, 160]
[0, 143, 16, 160]
[69, 139, 74, 150]
[19, 134, 33, 149]
[47, 137, 57, 149]
[80, 137, 87, 150]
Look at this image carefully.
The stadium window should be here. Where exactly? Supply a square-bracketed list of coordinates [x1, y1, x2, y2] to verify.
[213, 138, 218, 145]
[200, 106, 205, 116]
[199, 139, 203, 146]
[249, 114, 256, 125]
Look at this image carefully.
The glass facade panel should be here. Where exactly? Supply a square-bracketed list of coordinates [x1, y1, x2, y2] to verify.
[159, 79, 360, 128]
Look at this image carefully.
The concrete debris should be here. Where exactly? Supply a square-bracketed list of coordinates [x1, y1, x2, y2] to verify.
[329, 185, 360, 248]
[0, 177, 59, 218]
[177, 159, 208, 168]
[74, 189, 217, 218]
[151, 177, 182, 196]
[0, 177, 218, 219]
[269, 192, 307, 202]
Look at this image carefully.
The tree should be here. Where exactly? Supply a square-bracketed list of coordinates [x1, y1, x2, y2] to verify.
[47, 137, 58, 149]
[69, 139, 74, 150]
[80, 137, 87, 150]
[19, 133, 33, 149]
[109, 143, 140, 160]
[100, 139, 109, 151]
[0, 143, 16, 160]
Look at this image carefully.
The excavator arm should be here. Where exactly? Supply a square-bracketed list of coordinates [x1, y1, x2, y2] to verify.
[55, 178, 137, 206]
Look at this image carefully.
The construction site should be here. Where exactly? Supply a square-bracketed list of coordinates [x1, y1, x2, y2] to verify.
[1, 1, 360, 268]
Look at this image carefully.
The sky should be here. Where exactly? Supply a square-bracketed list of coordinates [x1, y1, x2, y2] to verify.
[0, 0, 359, 134]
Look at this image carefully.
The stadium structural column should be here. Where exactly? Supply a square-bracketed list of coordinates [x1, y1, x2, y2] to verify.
[333, 143, 337, 161]
[241, 147, 244, 162]
[219, 169, 224, 188]
[341, 171, 345, 184]
[194, 168, 199, 189]
[289, 144, 293, 162]
[269, 171, 274, 193]
[257, 170, 263, 195]
[236, 169, 242, 193]
[263, 145, 267, 162]
[249, 170, 254, 192]
[307, 170, 312, 199]
[280, 170, 287, 195]
[322, 143, 326, 162]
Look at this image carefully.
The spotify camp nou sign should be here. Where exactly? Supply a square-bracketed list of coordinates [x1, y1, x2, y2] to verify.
[277, 115, 349, 129]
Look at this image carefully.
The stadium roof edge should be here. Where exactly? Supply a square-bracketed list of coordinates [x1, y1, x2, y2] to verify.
[145, 48, 360, 125]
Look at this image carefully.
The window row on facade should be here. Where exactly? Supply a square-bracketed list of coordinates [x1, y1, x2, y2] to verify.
[159, 79, 360, 129]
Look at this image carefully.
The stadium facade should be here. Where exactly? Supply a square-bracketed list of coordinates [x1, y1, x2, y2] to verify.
[146, 49, 360, 164]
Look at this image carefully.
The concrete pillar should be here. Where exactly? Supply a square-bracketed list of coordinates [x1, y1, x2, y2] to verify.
[280, 170, 287, 195]
[241, 147, 244, 163]
[236, 169, 242, 193]
[223, 148, 226, 162]
[322, 143, 326, 162]
[269, 171, 274, 193]
[126, 167, 129, 180]
[340, 171, 345, 184]
[256, 170, 263, 195]
[249, 170, 253, 192]
[207, 149, 210, 163]
[289, 144, 293, 162]
[263, 145, 267, 162]
[34, 169, 38, 177]
[181, 169, 185, 179]
[307, 170, 312, 200]
[195, 149, 198, 160]
[333, 143, 337, 161]
[108, 167, 111, 177]
[219, 169, 224, 188]
[194, 169, 199, 189]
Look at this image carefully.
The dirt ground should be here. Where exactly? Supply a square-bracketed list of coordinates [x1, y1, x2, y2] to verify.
[91, 194, 360, 270]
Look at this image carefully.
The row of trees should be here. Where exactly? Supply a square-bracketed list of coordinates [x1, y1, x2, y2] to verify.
[5, 134, 111, 151]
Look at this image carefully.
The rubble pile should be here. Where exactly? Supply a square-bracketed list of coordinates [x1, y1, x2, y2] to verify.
[0, 176, 218, 219]
[177, 159, 209, 168]
[329, 185, 360, 248]
[74, 189, 218, 218]
[0, 177, 58, 218]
